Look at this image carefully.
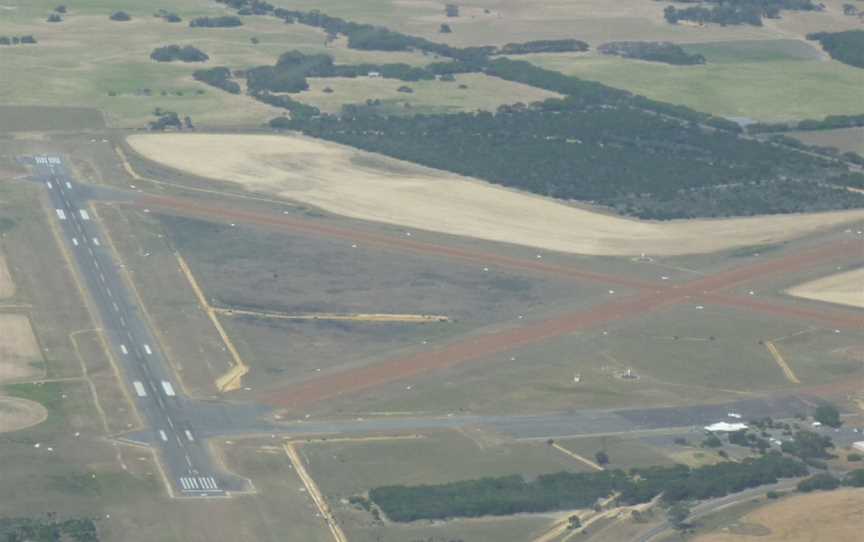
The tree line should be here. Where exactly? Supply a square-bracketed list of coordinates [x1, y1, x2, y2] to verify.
[214, 0, 588, 62]
[368, 454, 806, 522]
[598, 41, 706, 65]
[807, 30, 864, 69]
[244, 50, 478, 94]
[0, 35, 37, 45]
[193, 67, 241, 94]
[748, 113, 864, 134]
[663, 0, 821, 27]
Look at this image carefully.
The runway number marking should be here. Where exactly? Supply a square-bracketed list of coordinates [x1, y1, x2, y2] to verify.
[79, 209, 90, 221]
[133, 381, 147, 397]
[46, 182, 53, 190]
[92, 237, 100, 246]
[161, 381, 176, 397]
[55, 209, 66, 220]
[184, 429, 195, 442]
[143, 344, 152, 355]
[65, 181, 72, 189]
[71, 237, 78, 247]
[120, 344, 128, 355]
[159, 430, 168, 442]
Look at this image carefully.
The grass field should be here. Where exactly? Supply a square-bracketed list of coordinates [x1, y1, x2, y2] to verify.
[791, 128, 864, 155]
[128, 133, 864, 257]
[267, 0, 792, 46]
[524, 39, 864, 122]
[695, 488, 864, 542]
[0, 0, 551, 128]
[295, 72, 561, 114]
[158, 212, 616, 393]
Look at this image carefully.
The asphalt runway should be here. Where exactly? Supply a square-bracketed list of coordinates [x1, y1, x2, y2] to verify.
[28, 155, 264, 498]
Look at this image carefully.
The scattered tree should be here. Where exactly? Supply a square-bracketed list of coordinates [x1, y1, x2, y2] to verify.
[47, 13, 62, 23]
[667, 503, 690, 530]
[595, 451, 610, 466]
[439, 23, 452, 34]
[813, 403, 842, 428]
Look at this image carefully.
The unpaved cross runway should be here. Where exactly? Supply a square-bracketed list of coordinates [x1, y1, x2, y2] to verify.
[128, 133, 864, 257]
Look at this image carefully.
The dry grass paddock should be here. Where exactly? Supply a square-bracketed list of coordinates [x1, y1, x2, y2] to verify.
[787, 268, 864, 309]
[696, 488, 864, 542]
[0, 314, 44, 383]
[128, 133, 864, 256]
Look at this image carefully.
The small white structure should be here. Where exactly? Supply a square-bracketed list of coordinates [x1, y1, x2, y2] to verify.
[852, 441, 864, 452]
[367, 71, 381, 78]
[704, 422, 748, 432]
[727, 412, 742, 419]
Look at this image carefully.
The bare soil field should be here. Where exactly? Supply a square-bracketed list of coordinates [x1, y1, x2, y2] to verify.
[0, 314, 43, 383]
[128, 133, 864, 257]
[787, 267, 864, 309]
[695, 488, 864, 542]
[0, 252, 14, 299]
[0, 396, 47, 433]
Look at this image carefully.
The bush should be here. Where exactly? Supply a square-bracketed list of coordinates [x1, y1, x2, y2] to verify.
[190, 16, 243, 28]
[703, 435, 723, 448]
[595, 451, 610, 465]
[843, 468, 864, 487]
[847, 453, 862, 462]
[797, 474, 840, 492]
[109, 11, 131, 22]
[47, 13, 62, 23]
[55, 5, 67, 13]
[151, 45, 209, 63]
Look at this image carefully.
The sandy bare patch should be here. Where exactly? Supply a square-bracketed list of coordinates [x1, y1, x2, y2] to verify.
[0, 314, 43, 383]
[787, 268, 864, 309]
[0, 396, 47, 433]
[127, 133, 864, 256]
[695, 488, 864, 542]
[0, 252, 14, 299]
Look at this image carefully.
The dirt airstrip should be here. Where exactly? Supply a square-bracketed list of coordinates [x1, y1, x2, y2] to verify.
[127, 133, 864, 257]
[787, 267, 864, 309]
[0, 252, 14, 299]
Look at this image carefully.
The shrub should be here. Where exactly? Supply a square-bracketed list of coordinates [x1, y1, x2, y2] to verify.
[110, 11, 131, 22]
[797, 474, 840, 492]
